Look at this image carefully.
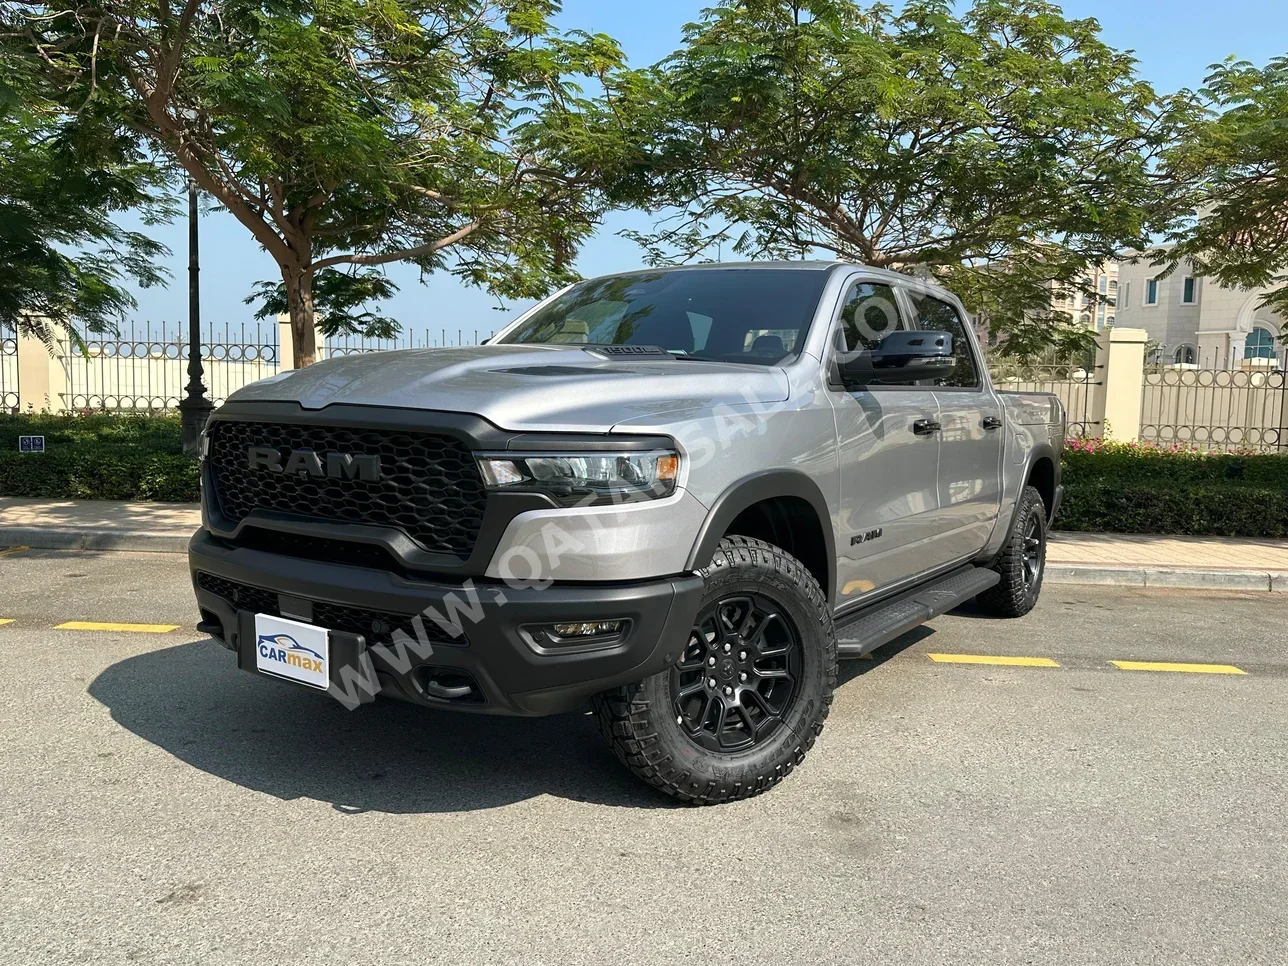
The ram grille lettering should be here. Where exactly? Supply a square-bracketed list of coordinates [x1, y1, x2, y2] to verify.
[246, 446, 381, 482]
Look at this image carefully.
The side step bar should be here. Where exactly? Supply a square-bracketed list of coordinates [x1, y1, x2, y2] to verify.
[834, 566, 1000, 659]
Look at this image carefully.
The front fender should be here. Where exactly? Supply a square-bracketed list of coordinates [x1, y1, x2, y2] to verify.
[685, 470, 836, 605]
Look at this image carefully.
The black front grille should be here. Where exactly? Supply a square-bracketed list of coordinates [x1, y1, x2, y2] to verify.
[195, 572, 465, 649]
[207, 420, 487, 557]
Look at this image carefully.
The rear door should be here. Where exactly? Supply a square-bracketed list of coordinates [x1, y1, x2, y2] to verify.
[826, 278, 944, 608]
[902, 288, 1004, 562]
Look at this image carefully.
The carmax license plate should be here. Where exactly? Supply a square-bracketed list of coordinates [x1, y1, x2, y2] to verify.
[254, 614, 330, 690]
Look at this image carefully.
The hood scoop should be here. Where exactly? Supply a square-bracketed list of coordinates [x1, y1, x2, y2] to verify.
[491, 365, 633, 376]
[583, 345, 674, 359]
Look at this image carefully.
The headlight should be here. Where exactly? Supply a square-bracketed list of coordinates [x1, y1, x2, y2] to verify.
[476, 451, 680, 505]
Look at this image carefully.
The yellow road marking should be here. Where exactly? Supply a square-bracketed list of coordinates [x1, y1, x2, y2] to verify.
[55, 621, 180, 634]
[928, 653, 1060, 668]
[0, 619, 14, 626]
[1111, 660, 1247, 676]
[0, 545, 30, 557]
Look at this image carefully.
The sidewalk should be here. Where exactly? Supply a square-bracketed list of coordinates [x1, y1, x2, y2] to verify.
[0, 498, 200, 553]
[2, 497, 1285, 591]
[1048, 532, 1288, 592]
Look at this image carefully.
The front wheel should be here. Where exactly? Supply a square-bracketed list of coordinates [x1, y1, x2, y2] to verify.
[977, 485, 1047, 618]
[591, 536, 837, 805]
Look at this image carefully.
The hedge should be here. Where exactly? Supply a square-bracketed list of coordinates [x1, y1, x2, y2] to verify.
[0, 413, 199, 502]
[2, 414, 1287, 537]
[1058, 439, 1288, 538]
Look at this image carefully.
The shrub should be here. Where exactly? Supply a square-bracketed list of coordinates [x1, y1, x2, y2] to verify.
[0, 412, 198, 502]
[1059, 439, 1288, 537]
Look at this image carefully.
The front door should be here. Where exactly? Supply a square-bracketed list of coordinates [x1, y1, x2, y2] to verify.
[903, 288, 1004, 563]
[826, 279, 944, 609]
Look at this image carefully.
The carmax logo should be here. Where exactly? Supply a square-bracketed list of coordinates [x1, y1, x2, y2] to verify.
[257, 633, 324, 674]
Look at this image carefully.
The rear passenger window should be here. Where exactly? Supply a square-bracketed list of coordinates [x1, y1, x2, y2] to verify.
[907, 292, 981, 388]
[838, 282, 906, 352]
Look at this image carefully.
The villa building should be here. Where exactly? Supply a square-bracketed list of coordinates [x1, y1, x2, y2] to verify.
[1115, 250, 1285, 368]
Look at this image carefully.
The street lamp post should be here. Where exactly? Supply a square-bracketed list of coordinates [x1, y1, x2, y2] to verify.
[179, 178, 213, 455]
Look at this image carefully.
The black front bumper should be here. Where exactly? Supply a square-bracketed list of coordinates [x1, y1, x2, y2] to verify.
[190, 530, 704, 716]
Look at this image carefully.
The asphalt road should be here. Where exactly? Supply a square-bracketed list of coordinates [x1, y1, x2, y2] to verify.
[1, 547, 1285, 965]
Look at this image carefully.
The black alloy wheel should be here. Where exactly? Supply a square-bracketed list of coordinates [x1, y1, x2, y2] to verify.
[591, 536, 837, 805]
[978, 484, 1047, 618]
[1021, 511, 1044, 591]
[672, 593, 803, 753]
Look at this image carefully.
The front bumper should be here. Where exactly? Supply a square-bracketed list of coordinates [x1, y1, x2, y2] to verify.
[190, 529, 704, 716]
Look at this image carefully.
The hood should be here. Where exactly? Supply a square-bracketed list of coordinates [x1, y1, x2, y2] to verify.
[229, 344, 791, 433]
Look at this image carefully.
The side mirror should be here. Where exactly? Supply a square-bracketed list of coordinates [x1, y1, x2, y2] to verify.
[838, 330, 957, 388]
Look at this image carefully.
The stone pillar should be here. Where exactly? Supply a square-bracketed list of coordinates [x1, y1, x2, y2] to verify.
[1099, 327, 1148, 442]
[16, 328, 69, 412]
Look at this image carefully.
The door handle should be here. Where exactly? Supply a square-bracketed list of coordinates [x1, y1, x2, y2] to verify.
[913, 418, 941, 436]
[982, 416, 1003, 430]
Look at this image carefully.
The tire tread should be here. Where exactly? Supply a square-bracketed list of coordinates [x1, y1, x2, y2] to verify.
[591, 536, 837, 805]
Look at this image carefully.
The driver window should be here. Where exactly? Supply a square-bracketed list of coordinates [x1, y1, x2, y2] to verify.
[838, 281, 907, 352]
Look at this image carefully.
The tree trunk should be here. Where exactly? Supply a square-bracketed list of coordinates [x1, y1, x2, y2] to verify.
[283, 265, 317, 368]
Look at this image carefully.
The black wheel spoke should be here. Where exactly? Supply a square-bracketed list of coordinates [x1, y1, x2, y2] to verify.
[676, 679, 707, 699]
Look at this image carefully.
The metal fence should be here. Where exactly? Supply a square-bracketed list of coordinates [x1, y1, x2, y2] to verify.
[323, 326, 496, 358]
[0, 323, 18, 414]
[989, 359, 1104, 437]
[1141, 344, 1287, 452]
[54, 321, 498, 411]
[64, 321, 280, 411]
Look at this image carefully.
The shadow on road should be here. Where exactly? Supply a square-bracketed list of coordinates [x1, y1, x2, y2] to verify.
[837, 625, 935, 687]
[89, 618, 914, 815]
[89, 638, 678, 815]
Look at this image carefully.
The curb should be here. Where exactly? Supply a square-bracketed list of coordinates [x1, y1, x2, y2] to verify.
[1047, 564, 1288, 593]
[3, 531, 1285, 594]
[0, 528, 193, 554]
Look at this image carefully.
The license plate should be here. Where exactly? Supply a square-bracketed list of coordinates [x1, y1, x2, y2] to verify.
[254, 614, 330, 690]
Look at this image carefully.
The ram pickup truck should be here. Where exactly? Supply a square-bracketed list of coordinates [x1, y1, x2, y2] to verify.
[190, 262, 1064, 804]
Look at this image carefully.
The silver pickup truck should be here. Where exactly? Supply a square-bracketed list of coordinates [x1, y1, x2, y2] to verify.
[189, 262, 1065, 804]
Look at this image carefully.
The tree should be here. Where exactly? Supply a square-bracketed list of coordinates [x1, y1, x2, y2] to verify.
[1166, 55, 1288, 318]
[610, 0, 1189, 356]
[4, 0, 628, 365]
[0, 69, 169, 343]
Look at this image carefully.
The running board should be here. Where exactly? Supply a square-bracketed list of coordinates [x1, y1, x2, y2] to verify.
[834, 566, 1001, 659]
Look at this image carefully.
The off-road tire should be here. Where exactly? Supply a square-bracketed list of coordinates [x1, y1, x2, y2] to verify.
[978, 485, 1047, 618]
[590, 536, 837, 806]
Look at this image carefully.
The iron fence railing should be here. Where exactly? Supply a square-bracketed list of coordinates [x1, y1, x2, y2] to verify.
[322, 327, 497, 358]
[0, 324, 18, 414]
[64, 321, 279, 411]
[989, 360, 1103, 437]
[1141, 344, 1287, 452]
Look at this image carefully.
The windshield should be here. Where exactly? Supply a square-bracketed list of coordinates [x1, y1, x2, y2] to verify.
[496, 269, 830, 365]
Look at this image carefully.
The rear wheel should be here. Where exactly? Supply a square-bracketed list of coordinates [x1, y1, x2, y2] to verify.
[978, 485, 1047, 618]
[591, 536, 837, 805]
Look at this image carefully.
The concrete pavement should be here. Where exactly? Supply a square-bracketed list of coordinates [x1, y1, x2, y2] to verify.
[1, 547, 1286, 965]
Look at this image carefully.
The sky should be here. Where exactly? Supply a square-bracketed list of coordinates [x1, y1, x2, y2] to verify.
[119, 0, 1288, 342]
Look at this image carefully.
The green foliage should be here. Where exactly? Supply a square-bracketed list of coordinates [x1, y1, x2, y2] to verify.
[607, 0, 1190, 355]
[1060, 439, 1288, 537]
[4, 0, 630, 362]
[0, 68, 172, 341]
[0, 413, 197, 501]
[1165, 55, 1288, 320]
[245, 270, 400, 341]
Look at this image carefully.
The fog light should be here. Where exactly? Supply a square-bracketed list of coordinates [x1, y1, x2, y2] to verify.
[523, 618, 631, 653]
[552, 620, 624, 638]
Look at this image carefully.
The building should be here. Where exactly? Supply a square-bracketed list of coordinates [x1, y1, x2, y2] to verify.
[968, 260, 1118, 351]
[1051, 261, 1119, 332]
[1115, 250, 1285, 368]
